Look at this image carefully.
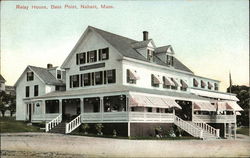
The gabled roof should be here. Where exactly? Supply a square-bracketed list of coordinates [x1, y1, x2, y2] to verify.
[0, 74, 6, 82]
[62, 26, 193, 73]
[14, 65, 65, 87]
[131, 39, 156, 49]
[155, 45, 174, 54]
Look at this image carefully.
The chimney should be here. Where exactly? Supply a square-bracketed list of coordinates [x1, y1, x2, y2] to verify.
[143, 31, 148, 41]
[47, 64, 53, 69]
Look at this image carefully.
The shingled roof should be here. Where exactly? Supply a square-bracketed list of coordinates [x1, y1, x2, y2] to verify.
[90, 26, 193, 73]
[29, 66, 65, 85]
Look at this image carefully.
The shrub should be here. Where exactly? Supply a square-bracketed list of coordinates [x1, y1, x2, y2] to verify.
[95, 123, 104, 135]
[82, 123, 90, 134]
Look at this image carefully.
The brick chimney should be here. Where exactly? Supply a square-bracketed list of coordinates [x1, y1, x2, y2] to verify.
[47, 63, 53, 69]
[143, 31, 148, 41]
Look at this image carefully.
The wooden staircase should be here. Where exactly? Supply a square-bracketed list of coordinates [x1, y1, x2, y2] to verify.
[49, 122, 66, 134]
[174, 115, 219, 140]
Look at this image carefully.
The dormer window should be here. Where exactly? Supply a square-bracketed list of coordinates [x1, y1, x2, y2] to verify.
[147, 50, 153, 62]
[57, 70, 62, 80]
[27, 71, 34, 81]
[166, 55, 174, 66]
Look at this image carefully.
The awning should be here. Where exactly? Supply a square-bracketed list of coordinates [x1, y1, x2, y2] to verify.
[201, 80, 207, 87]
[193, 101, 216, 111]
[163, 77, 175, 86]
[226, 101, 243, 111]
[161, 98, 182, 109]
[208, 82, 213, 89]
[171, 78, 179, 87]
[129, 94, 181, 109]
[128, 69, 140, 80]
[236, 111, 241, 115]
[190, 89, 239, 101]
[180, 80, 188, 88]
[152, 75, 162, 84]
[193, 78, 199, 86]
[216, 102, 234, 111]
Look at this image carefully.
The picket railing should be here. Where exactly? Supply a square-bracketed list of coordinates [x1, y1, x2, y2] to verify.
[45, 114, 62, 132]
[65, 114, 81, 134]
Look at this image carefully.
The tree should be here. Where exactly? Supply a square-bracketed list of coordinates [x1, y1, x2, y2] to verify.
[227, 85, 249, 126]
[0, 91, 16, 117]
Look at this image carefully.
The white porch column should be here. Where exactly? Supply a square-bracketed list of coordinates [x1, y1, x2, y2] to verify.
[59, 99, 62, 114]
[229, 123, 232, 139]
[191, 102, 194, 121]
[80, 98, 84, 114]
[234, 123, 237, 139]
[128, 121, 131, 137]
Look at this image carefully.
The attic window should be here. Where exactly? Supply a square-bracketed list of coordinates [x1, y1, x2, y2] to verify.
[27, 71, 34, 81]
[87, 50, 97, 63]
[166, 55, 174, 66]
[99, 48, 109, 61]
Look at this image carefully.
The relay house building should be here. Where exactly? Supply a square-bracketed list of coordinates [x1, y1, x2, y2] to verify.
[15, 26, 243, 139]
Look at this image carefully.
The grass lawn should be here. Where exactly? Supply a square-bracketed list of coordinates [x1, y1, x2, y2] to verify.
[237, 127, 249, 136]
[0, 117, 43, 133]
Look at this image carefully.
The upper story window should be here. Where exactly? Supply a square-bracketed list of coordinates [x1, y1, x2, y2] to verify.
[99, 48, 109, 61]
[70, 75, 79, 88]
[193, 78, 199, 87]
[166, 55, 174, 66]
[151, 74, 161, 87]
[208, 82, 213, 90]
[214, 83, 218, 90]
[76, 52, 86, 65]
[27, 71, 34, 81]
[25, 86, 29, 97]
[147, 50, 154, 62]
[107, 69, 116, 84]
[56, 70, 62, 80]
[34, 85, 39, 96]
[83, 73, 91, 86]
[180, 79, 188, 91]
[201, 80, 206, 88]
[87, 50, 97, 63]
[162, 76, 171, 89]
[170, 78, 178, 90]
[127, 69, 139, 84]
[95, 71, 103, 85]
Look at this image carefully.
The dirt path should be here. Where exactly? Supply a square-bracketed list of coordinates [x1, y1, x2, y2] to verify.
[1, 133, 250, 157]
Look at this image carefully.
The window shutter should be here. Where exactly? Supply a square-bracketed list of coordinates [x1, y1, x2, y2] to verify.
[76, 54, 79, 65]
[70, 76, 72, 88]
[98, 49, 102, 61]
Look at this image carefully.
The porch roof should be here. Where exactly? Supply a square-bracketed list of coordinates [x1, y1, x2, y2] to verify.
[25, 85, 212, 102]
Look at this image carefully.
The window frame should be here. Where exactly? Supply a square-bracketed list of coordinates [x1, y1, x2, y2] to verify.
[34, 85, 39, 96]
[27, 71, 34, 81]
[25, 86, 29, 97]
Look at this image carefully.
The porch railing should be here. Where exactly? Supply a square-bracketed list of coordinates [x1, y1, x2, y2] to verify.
[193, 114, 236, 123]
[66, 114, 82, 134]
[45, 114, 62, 132]
[192, 115, 220, 138]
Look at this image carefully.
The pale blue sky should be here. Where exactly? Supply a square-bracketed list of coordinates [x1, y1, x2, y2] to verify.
[1, 0, 249, 91]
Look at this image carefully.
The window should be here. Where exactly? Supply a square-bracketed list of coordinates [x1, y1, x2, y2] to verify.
[76, 52, 86, 65]
[147, 107, 152, 112]
[151, 74, 160, 87]
[57, 70, 62, 80]
[36, 103, 40, 107]
[163, 76, 170, 89]
[27, 71, 34, 81]
[127, 69, 136, 84]
[180, 80, 188, 91]
[170, 78, 177, 90]
[95, 71, 103, 85]
[87, 50, 97, 63]
[83, 73, 91, 86]
[99, 48, 109, 61]
[45, 100, 59, 113]
[214, 83, 218, 90]
[147, 50, 153, 62]
[156, 108, 160, 113]
[107, 69, 116, 84]
[201, 80, 206, 88]
[25, 86, 29, 97]
[193, 78, 198, 87]
[208, 82, 212, 90]
[70, 75, 79, 88]
[166, 55, 174, 66]
[56, 85, 66, 91]
[34, 85, 39, 96]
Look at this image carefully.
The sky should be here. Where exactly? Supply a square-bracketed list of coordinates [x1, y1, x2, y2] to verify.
[1, 0, 249, 92]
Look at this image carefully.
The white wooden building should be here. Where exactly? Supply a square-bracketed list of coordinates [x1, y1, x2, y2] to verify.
[15, 26, 243, 139]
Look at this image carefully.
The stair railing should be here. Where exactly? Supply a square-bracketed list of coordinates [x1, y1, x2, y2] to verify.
[174, 115, 203, 138]
[65, 114, 82, 134]
[192, 115, 220, 138]
[45, 114, 62, 132]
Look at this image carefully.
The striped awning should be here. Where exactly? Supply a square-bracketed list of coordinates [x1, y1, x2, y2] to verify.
[226, 101, 243, 111]
[208, 82, 213, 89]
[201, 80, 207, 87]
[193, 78, 199, 86]
[152, 75, 162, 84]
[193, 101, 216, 111]
[163, 77, 175, 86]
[171, 78, 179, 87]
[128, 69, 140, 80]
[216, 102, 234, 111]
[236, 111, 241, 115]
[180, 80, 188, 88]
[129, 94, 181, 109]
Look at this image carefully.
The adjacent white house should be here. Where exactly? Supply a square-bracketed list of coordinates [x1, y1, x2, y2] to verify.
[15, 26, 243, 139]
